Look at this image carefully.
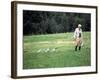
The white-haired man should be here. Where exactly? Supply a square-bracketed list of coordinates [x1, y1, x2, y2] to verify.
[74, 24, 83, 51]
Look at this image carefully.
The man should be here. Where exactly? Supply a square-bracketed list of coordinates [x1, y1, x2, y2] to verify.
[74, 24, 83, 51]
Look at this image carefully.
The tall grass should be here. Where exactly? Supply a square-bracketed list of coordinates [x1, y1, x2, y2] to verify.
[23, 32, 91, 69]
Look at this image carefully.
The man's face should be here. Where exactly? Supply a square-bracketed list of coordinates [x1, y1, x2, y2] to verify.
[78, 26, 81, 30]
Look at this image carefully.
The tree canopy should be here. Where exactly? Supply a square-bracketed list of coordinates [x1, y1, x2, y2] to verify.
[23, 10, 91, 35]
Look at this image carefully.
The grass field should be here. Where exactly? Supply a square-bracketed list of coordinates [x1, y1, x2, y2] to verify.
[23, 32, 91, 69]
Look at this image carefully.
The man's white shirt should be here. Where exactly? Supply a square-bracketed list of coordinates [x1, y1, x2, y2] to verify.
[74, 28, 82, 39]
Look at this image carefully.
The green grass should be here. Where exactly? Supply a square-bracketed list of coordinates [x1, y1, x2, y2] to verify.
[23, 32, 91, 69]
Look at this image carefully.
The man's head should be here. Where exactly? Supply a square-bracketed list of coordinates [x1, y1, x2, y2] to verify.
[78, 24, 82, 28]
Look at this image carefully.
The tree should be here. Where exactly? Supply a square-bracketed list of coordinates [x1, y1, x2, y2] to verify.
[23, 10, 91, 35]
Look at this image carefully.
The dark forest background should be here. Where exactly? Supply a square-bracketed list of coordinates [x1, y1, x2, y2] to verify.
[23, 10, 91, 35]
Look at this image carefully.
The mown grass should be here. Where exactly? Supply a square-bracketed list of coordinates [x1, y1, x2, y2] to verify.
[23, 32, 91, 69]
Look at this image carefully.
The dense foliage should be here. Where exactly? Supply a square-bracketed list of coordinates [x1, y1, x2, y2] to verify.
[23, 10, 91, 35]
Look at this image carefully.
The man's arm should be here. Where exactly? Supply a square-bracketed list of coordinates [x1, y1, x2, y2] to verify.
[81, 29, 84, 46]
